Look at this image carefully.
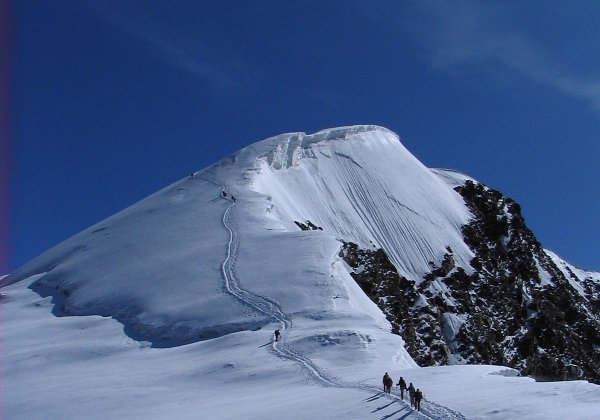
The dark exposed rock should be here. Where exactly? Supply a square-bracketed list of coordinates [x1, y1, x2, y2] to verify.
[455, 181, 600, 383]
[341, 180, 600, 384]
[294, 220, 323, 231]
[340, 241, 446, 365]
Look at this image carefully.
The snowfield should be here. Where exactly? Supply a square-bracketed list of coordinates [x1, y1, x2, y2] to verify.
[3, 126, 599, 419]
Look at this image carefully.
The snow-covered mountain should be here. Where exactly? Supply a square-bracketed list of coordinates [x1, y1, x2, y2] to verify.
[3, 125, 600, 419]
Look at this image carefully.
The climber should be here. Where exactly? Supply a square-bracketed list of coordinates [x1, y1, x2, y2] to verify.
[383, 372, 393, 394]
[274, 329, 281, 342]
[397, 376, 407, 399]
[408, 382, 416, 407]
[414, 388, 423, 411]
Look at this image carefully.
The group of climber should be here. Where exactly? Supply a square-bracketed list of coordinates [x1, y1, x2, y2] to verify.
[187, 175, 238, 203]
[221, 190, 236, 203]
[383, 372, 423, 411]
[272, 336, 422, 411]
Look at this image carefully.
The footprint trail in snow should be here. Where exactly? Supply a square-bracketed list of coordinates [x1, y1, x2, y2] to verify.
[220, 200, 466, 420]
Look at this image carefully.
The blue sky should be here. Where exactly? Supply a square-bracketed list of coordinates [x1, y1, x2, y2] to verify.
[8, 0, 600, 272]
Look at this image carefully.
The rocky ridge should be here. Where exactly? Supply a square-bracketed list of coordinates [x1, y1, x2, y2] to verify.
[339, 180, 600, 384]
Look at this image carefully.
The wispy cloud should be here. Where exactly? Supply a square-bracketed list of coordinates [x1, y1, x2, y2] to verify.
[83, 1, 241, 90]
[403, 0, 600, 111]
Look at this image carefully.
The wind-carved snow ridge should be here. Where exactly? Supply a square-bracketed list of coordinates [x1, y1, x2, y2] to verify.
[263, 125, 392, 171]
[219, 200, 466, 419]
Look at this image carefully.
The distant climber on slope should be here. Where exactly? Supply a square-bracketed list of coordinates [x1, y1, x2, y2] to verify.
[383, 372, 393, 394]
[222, 190, 227, 198]
[274, 329, 281, 342]
[397, 376, 407, 399]
[414, 388, 423, 412]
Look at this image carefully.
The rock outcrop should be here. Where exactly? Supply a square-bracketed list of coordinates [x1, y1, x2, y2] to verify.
[341, 180, 600, 384]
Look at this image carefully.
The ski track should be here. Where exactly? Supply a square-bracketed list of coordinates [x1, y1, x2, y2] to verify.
[219, 200, 466, 420]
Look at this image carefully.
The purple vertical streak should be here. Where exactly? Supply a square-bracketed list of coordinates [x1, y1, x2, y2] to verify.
[0, 0, 10, 277]
[0, 0, 11, 417]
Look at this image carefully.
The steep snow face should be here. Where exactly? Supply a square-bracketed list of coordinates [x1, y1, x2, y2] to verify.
[250, 126, 474, 281]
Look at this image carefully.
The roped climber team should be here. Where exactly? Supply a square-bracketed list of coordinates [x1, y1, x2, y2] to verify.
[221, 189, 236, 203]
[383, 372, 393, 393]
[382, 373, 424, 412]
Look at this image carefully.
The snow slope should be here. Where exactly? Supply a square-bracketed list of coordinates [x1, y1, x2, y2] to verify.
[3, 125, 599, 419]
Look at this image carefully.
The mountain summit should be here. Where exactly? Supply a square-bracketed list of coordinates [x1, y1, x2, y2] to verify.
[4, 125, 600, 418]
[6, 125, 470, 342]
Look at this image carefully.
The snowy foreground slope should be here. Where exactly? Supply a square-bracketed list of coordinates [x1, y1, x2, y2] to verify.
[3, 125, 600, 419]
